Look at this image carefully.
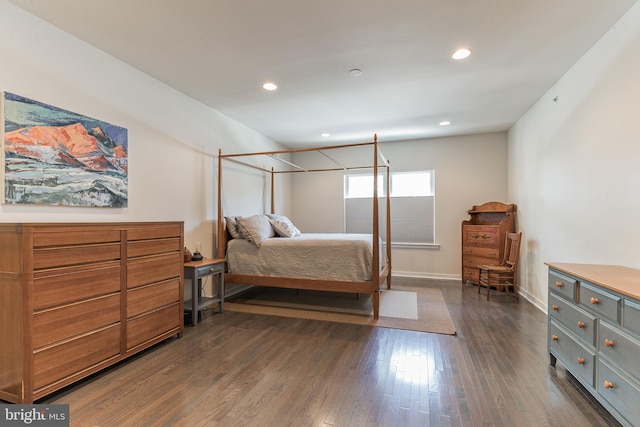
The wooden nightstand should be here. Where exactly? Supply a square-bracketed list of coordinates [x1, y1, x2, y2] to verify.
[183, 258, 225, 326]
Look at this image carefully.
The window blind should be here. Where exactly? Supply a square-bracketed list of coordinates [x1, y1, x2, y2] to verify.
[344, 196, 434, 244]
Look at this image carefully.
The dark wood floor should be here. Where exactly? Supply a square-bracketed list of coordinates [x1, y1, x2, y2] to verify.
[7, 278, 622, 426]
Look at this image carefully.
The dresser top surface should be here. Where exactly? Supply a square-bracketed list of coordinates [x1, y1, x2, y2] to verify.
[546, 262, 640, 299]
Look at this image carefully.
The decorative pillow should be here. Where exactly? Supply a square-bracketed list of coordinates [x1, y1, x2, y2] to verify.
[268, 215, 301, 238]
[237, 215, 275, 247]
[225, 216, 244, 239]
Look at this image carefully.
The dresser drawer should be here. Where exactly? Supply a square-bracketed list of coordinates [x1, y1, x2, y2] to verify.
[127, 223, 182, 241]
[579, 282, 620, 323]
[623, 299, 640, 338]
[549, 319, 595, 387]
[548, 270, 577, 301]
[33, 294, 121, 349]
[127, 303, 181, 350]
[462, 246, 500, 260]
[462, 226, 499, 249]
[192, 262, 224, 277]
[33, 324, 121, 390]
[599, 320, 640, 381]
[127, 252, 182, 288]
[127, 278, 181, 318]
[549, 293, 596, 346]
[32, 262, 121, 310]
[127, 237, 181, 258]
[597, 359, 640, 426]
[33, 229, 121, 247]
[33, 243, 121, 270]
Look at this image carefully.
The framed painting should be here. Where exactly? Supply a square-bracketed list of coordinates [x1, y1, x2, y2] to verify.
[3, 92, 128, 207]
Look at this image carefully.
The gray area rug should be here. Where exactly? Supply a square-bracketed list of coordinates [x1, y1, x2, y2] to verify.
[225, 282, 456, 335]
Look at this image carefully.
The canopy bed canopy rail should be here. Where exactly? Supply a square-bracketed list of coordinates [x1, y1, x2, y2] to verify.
[216, 134, 391, 319]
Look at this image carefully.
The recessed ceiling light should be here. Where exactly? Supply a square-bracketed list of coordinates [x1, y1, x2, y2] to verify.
[262, 82, 278, 91]
[439, 121, 451, 126]
[321, 133, 330, 137]
[452, 48, 471, 60]
[348, 69, 362, 77]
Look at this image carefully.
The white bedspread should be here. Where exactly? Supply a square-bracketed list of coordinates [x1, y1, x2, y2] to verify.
[227, 233, 386, 282]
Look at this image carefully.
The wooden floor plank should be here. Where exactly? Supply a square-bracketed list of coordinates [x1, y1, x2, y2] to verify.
[2, 278, 623, 427]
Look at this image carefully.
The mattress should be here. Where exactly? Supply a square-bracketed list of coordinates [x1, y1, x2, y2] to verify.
[226, 233, 386, 282]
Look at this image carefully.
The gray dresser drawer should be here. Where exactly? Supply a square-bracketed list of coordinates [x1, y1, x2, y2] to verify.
[579, 282, 620, 323]
[597, 359, 640, 426]
[549, 319, 596, 387]
[623, 299, 640, 338]
[549, 270, 577, 301]
[549, 293, 596, 346]
[599, 320, 640, 381]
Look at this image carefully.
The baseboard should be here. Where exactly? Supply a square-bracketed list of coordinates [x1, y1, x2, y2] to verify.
[392, 271, 461, 281]
[517, 288, 546, 313]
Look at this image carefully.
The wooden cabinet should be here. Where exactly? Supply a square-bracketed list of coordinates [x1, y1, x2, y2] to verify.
[0, 222, 184, 404]
[461, 202, 516, 284]
[546, 263, 640, 427]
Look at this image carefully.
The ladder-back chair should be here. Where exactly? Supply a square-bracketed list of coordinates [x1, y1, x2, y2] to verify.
[477, 232, 522, 301]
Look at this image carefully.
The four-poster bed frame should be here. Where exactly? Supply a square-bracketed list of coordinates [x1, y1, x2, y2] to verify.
[216, 135, 392, 319]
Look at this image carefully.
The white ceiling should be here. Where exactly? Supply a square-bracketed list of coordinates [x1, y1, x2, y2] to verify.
[8, 0, 638, 147]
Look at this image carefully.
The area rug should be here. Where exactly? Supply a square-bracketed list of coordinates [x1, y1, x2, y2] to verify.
[225, 284, 456, 335]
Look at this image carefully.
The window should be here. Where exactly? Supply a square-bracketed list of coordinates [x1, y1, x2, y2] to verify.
[345, 174, 385, 198]
[390, 171, 433, 197]
[344, 170, 435, 245]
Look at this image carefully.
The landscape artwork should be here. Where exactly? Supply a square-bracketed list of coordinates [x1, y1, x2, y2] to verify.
[3, 92, 128, 207]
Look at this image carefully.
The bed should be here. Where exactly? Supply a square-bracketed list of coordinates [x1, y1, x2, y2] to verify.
[216, 135, 392, 319]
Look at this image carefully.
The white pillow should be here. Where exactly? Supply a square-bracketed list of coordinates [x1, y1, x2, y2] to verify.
[268, 215, 301, 238]
[225, 216, 244, 239]
[237, 215, 275, 246]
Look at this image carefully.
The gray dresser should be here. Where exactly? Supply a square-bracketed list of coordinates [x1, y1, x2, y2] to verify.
[546, 263, 640, 427]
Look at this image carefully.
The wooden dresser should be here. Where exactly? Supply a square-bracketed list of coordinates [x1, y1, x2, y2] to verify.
[0, 222, 184, 404]
[461, 202, 516, 285]
[546, 263, 640, 427]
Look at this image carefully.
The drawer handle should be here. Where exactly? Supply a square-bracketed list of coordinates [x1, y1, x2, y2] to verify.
[209, 268, 215, 273]
[603, 380, 614, 389]
[590, 297, 599, 305]
[604, 339, 615, 347]
[555, 282, 563, 288]
[577, 321, 585, 329]
[552, 305, 559, 311]
[552, 335, 559, 342]
[577, 358, 585, 365]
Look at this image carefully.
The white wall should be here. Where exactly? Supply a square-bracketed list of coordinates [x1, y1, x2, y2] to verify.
[291, 132, 508, 279]
[0, 1, 287, 258]
[509, 1, 640, 310]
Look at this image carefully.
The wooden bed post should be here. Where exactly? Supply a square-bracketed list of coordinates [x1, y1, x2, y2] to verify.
[372, 134, 381, 318]
[271, 167, 275, 214]
[217, 149, 224, 259]
[385, 160, 392, 289]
